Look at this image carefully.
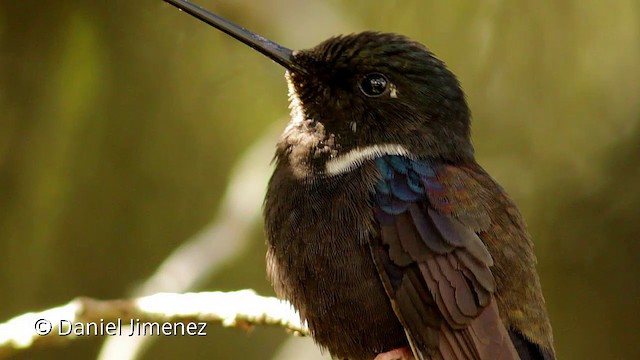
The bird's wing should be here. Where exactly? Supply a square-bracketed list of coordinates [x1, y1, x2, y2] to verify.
[369, 155, 520, 360]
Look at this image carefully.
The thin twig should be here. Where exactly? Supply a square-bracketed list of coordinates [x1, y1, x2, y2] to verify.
[0, 290, 307, 359]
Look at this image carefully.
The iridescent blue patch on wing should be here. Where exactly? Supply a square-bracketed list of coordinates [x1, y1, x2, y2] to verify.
[375, 180, 391, 195]
[390, 177, 420, 202]
[375, 193, 409, 214]
[406, 171, 424, 194]
[411, 161, 436, 177]
[374, 156, 439, 214]
[387, 155, 409, 174]
[375, 157, 394, 179]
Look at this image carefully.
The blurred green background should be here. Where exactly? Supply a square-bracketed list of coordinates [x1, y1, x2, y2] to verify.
[1, 0, 639, 359]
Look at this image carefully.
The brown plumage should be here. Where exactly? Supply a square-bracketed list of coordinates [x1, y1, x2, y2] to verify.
[160, 6, 557, 356]
[262, 32, 556, 360]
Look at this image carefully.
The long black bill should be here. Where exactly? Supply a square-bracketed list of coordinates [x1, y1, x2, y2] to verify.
[163, 0, 297, 72]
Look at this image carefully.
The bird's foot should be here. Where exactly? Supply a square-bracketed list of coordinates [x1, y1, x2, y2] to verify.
[374, 347, 414, 360]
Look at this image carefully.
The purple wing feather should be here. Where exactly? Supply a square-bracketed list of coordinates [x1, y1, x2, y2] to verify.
[369, 156, 520, 360]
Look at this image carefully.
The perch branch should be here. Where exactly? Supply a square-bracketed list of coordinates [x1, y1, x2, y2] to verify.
[0, 290, 307, 359]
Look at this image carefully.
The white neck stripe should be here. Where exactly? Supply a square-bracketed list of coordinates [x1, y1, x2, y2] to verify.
[325, 144, 413, 176]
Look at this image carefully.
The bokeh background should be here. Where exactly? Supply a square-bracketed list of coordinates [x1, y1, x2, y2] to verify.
[1, 0, 639, 359]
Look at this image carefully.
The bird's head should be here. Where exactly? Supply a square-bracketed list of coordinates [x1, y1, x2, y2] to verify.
[285, 32, 473, 174]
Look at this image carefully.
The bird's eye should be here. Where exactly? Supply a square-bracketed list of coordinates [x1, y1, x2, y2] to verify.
[359, 73, 389, 97]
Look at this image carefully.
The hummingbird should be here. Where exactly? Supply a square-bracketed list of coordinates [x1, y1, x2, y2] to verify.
[164, 1, 555, 359]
